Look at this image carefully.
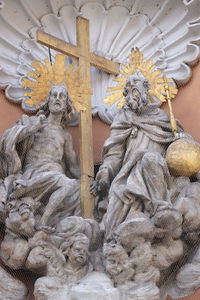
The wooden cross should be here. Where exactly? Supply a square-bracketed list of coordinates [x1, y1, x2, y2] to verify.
[37, 16, 119, 219]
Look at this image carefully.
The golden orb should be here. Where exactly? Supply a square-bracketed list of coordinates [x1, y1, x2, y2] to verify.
[166, 138, 200, 177]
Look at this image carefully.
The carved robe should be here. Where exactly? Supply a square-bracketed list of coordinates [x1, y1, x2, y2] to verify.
[0, 115, 81, 224]
[100, 104, 189, 237]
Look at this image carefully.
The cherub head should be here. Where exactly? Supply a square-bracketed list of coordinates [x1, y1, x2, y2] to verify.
[6, 197, 35, 237]
[60, 233, 90, 268]
[103, 243, 129, 276]
[103, 242, 135, 286]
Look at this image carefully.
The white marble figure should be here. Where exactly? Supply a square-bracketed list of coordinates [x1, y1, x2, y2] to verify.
[93, 73, 189, 240]
[0, 84, 81, 228]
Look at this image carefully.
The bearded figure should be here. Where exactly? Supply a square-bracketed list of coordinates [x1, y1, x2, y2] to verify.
[94, 72, 190, 240]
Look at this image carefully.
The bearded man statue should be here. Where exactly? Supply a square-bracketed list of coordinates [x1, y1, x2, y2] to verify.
[94, 72, 190, 240]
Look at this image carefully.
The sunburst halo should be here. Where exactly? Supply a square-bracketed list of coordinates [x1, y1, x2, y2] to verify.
[22, 54, 93, 112]
[104, 48, 178, 109]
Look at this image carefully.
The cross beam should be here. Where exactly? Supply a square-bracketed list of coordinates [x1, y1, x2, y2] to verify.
[37, 31, 119, 76]
[37, 16, 119, 219]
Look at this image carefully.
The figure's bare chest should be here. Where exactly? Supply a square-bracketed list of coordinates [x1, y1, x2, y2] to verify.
[34, 126, 64, 145]
[27, 126, 65, 161]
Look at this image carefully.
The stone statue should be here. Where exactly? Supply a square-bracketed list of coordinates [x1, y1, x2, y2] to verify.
[103, 243, 135, 286]
[34, 232, 92, 284]
[28, 218, 99, 300]
[93, 73, 189, 240]
[0, 197, 35, 269]
[91, 72, 200, 299]
[0, 84, 105, 300]
[1, 78, 200, 300]
[0, 84, 81, 227]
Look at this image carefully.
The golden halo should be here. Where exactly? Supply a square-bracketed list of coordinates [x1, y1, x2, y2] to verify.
[22, 54, 92, 112]
[104, 48, 178, 109]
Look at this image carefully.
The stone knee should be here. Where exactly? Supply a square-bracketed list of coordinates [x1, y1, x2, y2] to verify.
[141, 152, 165, 169]
[141, 152, 170, 180]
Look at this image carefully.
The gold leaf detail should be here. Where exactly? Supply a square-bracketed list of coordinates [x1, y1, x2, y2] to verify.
[22, 54, 90, 112]
[104, 48, 178, 109]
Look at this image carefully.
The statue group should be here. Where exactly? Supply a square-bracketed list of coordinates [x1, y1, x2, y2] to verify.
[0, 73, 200, 300]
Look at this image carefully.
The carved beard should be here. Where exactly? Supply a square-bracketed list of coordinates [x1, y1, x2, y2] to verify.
[126, 90, 149, 114]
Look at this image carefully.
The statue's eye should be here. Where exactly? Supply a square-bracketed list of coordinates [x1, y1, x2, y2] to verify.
[143, 81, 150, 89]
[60, 93, 65, 98]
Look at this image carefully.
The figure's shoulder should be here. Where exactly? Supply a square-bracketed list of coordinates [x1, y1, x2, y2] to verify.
[112, 108, 126, 123]
[19, 114, 41, 126]
[111, 108, 132, 130]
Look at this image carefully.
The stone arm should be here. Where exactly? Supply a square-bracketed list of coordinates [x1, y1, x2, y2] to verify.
[63, 131, 80, 179]
[15, 114, 46, 143]
[0, 114, 46, 176]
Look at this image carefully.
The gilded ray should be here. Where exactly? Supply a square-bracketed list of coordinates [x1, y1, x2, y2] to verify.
[22, 54, 89, 112]
[104, 48, 178, 108]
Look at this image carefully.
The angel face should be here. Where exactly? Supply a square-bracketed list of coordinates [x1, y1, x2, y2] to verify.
[61, 233, 90, 267]
[67, 240, 89, 266]
[103, 244, 128, 276]
[104, 253, 123, 276]
[6, 200, 35, 237]
[48, 85, 72, 114]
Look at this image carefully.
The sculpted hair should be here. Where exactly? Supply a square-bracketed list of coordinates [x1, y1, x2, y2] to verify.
[60, 233, 89, 253]
[37, 85, 73, 125]
[103, 242, 126, 257]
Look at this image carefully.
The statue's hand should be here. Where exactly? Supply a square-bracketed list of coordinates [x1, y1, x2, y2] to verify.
[174, 132, 187, 140]
[35, 114, 46, 129]
[96, 168, 110, 195]
[24, 114, 46, 133]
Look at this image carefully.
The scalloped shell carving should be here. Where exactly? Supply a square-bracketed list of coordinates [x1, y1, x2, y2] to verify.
[0, 0, 200, 124]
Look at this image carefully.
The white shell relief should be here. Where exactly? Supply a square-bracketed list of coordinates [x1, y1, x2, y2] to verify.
[0, 0, 200, 125]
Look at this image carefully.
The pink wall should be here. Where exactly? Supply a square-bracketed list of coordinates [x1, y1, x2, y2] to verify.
[163, 62, 200, 143]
